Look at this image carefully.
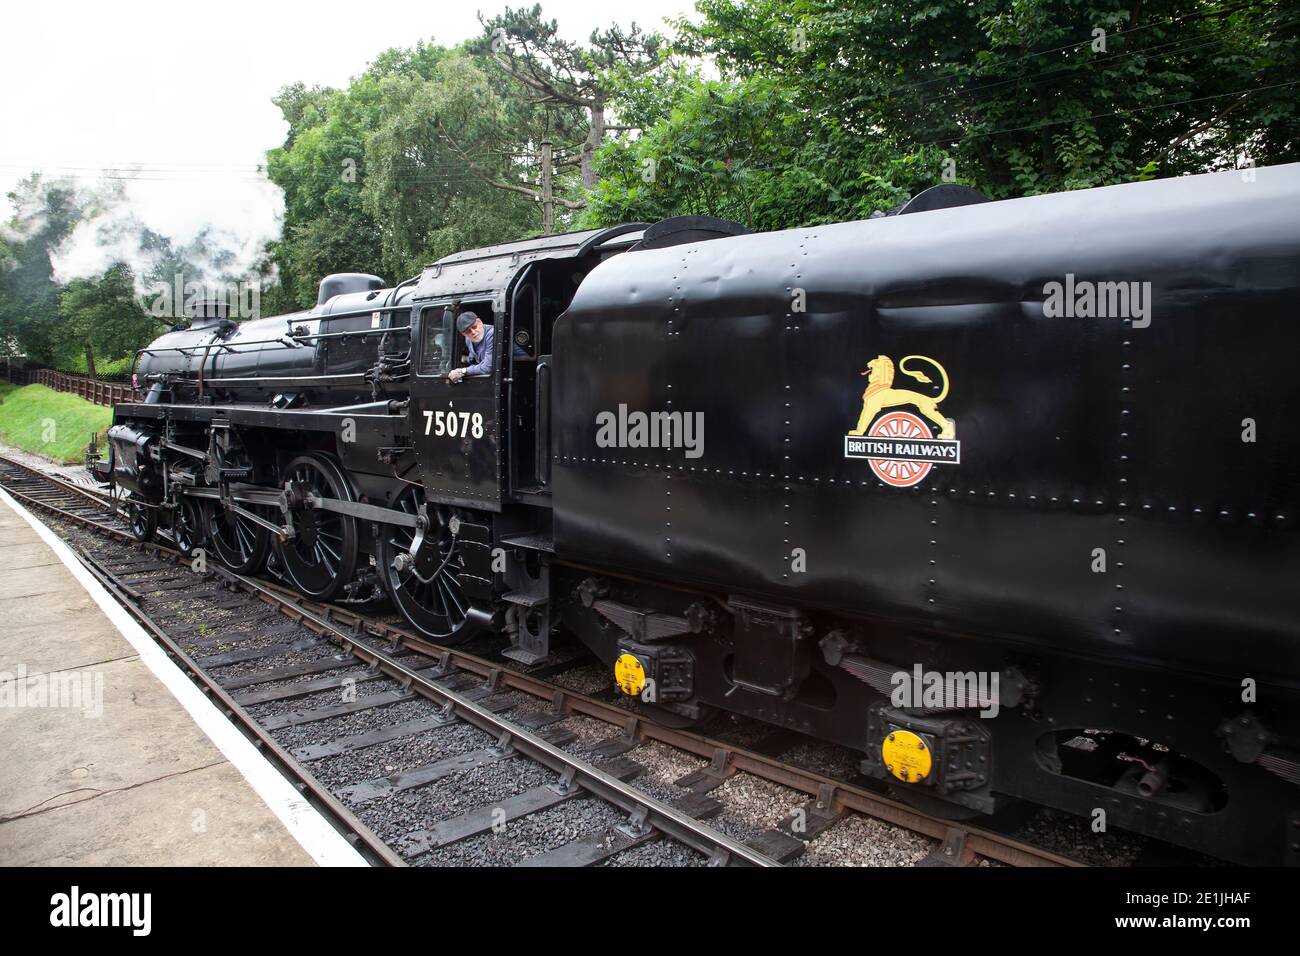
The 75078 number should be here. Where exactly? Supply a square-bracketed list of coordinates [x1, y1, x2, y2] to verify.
[423, 409, 485, 439]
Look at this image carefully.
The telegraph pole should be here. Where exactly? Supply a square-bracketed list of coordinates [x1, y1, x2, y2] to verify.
[541, 140, 554, 235]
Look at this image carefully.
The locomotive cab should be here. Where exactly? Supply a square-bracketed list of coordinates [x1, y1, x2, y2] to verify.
[403, 225, 648, 661]
[406, 225, 649, 511]
[409, 297, 502, 508]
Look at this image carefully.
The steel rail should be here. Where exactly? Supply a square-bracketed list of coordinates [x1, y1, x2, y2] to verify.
[0, 484, 132, 541]
[262, 582, 1082, 868]
[224, 570, 779, 866]
[0, 455, 116, 509]
[1, 453, 1081, 867]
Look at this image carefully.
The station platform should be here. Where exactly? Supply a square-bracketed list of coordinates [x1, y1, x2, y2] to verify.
[0, 487, 364, 866]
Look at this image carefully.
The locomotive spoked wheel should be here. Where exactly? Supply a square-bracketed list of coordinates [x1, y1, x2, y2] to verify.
[273, 453, 359, 603]
[171, 497, 205, 557]
[205, 497, 270, 575]
[125, 496, 156, 543]
[376, 485, 474, 643]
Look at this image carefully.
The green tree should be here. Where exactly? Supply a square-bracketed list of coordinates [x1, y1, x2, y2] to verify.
[582, 69, 946, 229]
[57, 263, 153, 377]
[261, 11, 673, 307]
[677, 0, 1299, 198]
[360, 51, 541, 271]
[474, 5, 665, 193]
[0, 175, 82, 362]
[265, 79, 388, 307]
[265, 42, 556, 306]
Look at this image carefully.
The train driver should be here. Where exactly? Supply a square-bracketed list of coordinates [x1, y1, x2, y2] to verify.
[448, 312, 493, 382]
[447, 310, 528, 382]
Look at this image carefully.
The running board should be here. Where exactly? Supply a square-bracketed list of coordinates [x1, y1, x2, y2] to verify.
[499, 530, 554, 553]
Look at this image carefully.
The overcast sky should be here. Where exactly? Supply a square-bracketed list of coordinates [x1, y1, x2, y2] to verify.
[0, 0, 695, 282]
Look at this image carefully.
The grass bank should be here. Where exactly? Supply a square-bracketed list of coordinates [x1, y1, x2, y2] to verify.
[0, 383, 112, 463]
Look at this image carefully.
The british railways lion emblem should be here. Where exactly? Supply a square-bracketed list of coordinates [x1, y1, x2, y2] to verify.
[845, 354, 961, 488]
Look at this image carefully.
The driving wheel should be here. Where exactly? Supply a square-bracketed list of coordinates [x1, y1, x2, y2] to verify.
[273, 453, 359, 602]
[376, 485, 475, 642]
[206, 497, 270, 574]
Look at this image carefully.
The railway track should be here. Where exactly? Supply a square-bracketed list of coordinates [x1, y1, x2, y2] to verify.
[0, 452, 1081, 868]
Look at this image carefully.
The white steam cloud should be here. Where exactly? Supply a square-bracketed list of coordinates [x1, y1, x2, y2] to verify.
[44, 173, 283, 298]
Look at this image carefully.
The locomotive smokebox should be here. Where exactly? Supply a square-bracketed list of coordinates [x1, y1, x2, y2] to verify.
[317, 272, 385, 305]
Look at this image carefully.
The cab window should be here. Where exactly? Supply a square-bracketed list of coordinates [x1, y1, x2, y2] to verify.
[417, 308, 456, 376]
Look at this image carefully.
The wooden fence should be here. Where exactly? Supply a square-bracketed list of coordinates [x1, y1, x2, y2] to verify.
[11, 367, 137, 407]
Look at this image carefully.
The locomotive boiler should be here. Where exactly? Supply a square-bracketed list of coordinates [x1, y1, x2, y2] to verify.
[96, 165, 1300, 864]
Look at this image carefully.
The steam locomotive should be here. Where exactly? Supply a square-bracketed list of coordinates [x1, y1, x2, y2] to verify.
[95, 164, 1300, 864]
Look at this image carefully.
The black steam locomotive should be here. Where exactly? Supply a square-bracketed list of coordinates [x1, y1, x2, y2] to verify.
[95, 164, 1300, 864]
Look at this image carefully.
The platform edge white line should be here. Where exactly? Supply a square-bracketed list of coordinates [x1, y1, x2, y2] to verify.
[0, 486, 369, 867]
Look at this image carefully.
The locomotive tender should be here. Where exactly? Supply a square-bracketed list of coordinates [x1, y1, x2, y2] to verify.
[97, 164, 1300, 864]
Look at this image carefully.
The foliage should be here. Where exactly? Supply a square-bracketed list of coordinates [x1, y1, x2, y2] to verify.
[472, 5, 665, 191]
[265, 44, 564, 307]
[264, 77, 389, 307]
[58, 263, 153, 377]
[262, 14, 668, 308]
[360, 51, 544, 270]
[672, 0, 1299, 199]
[0, 178, 168, 372]
[0, 175, 82, 362]
[63, 353, 136, 378]
[582, 70, 945, 229]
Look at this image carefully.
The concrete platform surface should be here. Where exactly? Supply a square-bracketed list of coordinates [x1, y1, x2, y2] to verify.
[0, 487, 364, 866]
